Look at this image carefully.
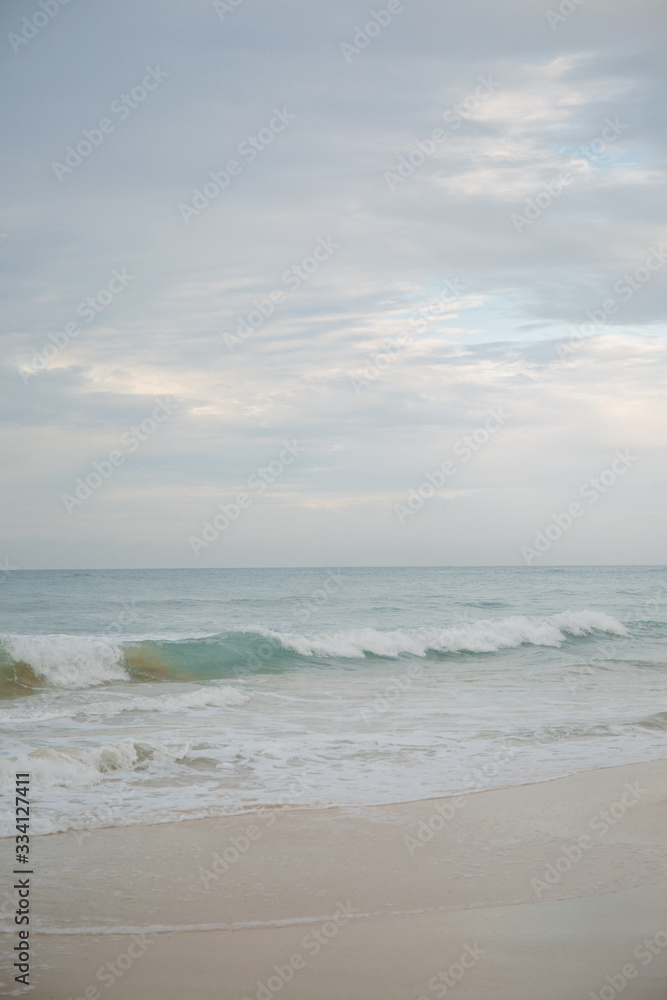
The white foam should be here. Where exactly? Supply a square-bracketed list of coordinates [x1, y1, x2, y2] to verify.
[30, 910, 376, 935]
[2, 633, 128, 687]
[0, 608, 642, 840]
[0, 684, 249, 723]
[0, 613, 628, 698]
[0, 737, 191, 791]
[130, 684, 249, 712]
[246, 610, 628, 659]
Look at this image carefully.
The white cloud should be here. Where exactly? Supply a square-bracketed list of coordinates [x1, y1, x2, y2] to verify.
[1, 0, 666, 566]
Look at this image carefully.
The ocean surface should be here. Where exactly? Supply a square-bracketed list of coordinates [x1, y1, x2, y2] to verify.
[1, 566, 667, 837]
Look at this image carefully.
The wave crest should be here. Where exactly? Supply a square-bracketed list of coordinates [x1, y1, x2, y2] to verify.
[1, 634, 128, 693]
[249, 610, 628, 659]
[0, 739, 166, 790]
[0, 610, 628, 696]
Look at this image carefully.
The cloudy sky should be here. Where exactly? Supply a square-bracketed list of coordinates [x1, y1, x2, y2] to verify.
[2, 0, 666, 568]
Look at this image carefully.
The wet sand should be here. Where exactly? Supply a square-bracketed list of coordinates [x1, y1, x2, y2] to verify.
[11, 759, 667, 999]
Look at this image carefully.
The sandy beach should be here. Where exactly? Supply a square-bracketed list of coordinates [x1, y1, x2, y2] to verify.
[17, 759, 667, 1000]
[5, 0, 666, 991]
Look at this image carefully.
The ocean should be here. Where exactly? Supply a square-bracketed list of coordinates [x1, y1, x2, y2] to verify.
[1, 566, 666, 837]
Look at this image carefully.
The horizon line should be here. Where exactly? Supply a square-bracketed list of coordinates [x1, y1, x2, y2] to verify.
[8, 564, 667, 572]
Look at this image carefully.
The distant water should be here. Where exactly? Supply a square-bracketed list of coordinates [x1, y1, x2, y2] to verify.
[1, 566, 667, 836]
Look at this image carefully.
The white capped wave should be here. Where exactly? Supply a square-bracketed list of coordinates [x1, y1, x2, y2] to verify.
[0, 737, 192, 791]
[0, 612, 628, 696]
[2, 633, 128, 687]
[246, 610, 628, 659]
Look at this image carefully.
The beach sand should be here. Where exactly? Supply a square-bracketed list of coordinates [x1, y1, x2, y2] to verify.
[15, 760, 667, 999]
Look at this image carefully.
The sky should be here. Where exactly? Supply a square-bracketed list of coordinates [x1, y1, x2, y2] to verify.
[2, 0, 667, 568]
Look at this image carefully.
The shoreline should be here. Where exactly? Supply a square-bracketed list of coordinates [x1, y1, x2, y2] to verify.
[8, 748, 667, 842]
[10, 759, 667, 998]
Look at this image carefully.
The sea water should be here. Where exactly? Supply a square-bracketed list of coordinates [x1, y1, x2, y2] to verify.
[1, 566, 666, 836]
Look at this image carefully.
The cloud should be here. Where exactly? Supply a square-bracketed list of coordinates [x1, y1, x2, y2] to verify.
[1, 0, 666, 566]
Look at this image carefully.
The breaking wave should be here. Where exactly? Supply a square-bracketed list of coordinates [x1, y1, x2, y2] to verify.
[0, 738, 183, 790]
[0, 610, 628, 697]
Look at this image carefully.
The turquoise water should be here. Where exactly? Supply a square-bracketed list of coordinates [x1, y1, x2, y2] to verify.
[1, 566, 666, 835]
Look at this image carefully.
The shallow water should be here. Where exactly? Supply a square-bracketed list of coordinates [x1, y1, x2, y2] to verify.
[1, 566, 666, 835]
